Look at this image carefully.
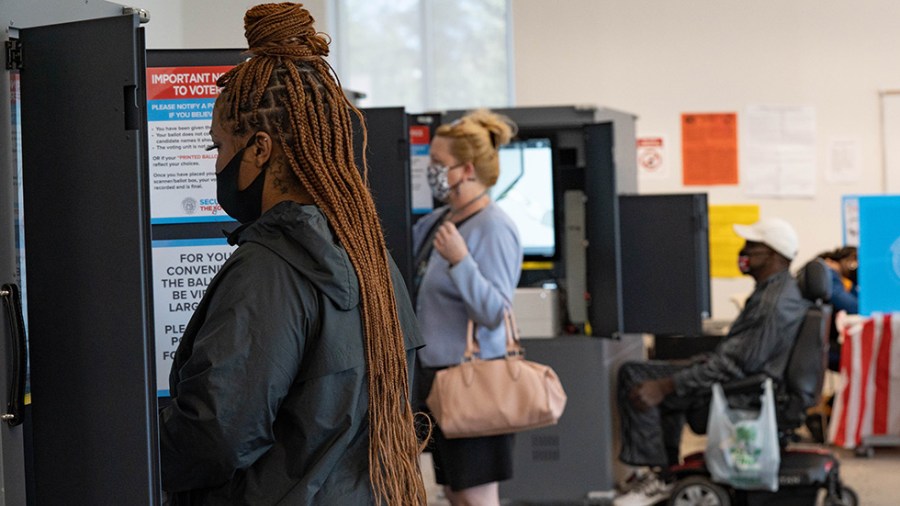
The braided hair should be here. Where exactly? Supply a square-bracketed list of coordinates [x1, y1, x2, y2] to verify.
[216, 4, 425, 504]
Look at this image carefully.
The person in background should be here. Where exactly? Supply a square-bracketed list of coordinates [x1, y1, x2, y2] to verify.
[613, 218, 808, 506]
[158, 4, 426, 504]
[818, 246, 858, 370]
[412, 110, 523, 506]
[820, 246, 858, 312]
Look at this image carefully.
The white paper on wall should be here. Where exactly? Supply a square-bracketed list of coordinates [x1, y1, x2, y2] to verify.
[826, 137, 861, 183]
[743, 105, 817, 198]
[881, 91, 900, 193]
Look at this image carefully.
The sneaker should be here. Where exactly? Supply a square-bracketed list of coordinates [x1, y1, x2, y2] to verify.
[619, 468, 653, 493]
[612, 474, 671, 506]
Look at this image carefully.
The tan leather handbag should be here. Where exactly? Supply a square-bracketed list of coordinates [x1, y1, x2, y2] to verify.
[426, 310, 567, 439]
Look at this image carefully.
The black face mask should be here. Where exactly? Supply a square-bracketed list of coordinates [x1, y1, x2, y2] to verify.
[216, 137, 267, 224]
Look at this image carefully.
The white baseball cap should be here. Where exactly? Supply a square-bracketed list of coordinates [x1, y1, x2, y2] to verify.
[733, 218, 799, 260]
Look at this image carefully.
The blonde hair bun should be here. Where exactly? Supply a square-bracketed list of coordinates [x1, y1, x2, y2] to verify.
[460, 109, 517, 148]
[435, 109, 519, 187]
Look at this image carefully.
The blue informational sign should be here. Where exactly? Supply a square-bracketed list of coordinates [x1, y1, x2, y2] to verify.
[858, 195, 900, 315]
[146, 65, 235, 224]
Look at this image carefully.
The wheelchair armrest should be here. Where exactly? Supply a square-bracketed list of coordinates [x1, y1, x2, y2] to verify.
[721, 373, 770, 395]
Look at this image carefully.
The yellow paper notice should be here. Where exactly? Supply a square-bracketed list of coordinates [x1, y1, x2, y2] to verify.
[709, 204, 760, 278]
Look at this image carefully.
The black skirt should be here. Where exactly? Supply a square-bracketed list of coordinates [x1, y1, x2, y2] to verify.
[413, 362, 515, 491]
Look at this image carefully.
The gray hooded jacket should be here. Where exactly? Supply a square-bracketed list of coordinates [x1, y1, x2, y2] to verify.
[160, 201, 423, 505]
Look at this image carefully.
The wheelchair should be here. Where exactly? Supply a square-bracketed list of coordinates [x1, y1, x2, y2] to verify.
[666, 260, 858, 506]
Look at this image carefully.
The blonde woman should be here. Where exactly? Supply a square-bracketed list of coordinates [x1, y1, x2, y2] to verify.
[413, 110, 523, 505]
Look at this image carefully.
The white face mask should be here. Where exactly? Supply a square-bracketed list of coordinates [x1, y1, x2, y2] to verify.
[427, 162, 465, 202]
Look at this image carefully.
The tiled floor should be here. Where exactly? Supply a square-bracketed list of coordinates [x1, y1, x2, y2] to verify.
[833, 444, 900, 506]
[421, 431, 900, 505]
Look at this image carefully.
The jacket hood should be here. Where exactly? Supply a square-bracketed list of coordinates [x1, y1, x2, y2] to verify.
[231, 202, 360, 310]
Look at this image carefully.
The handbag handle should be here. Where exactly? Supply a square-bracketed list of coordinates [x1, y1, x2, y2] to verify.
[503, 309, 524, 356]
[460, 309, 527, 385]
[463, 319, 481, 360]
[462, 308, 524, 361]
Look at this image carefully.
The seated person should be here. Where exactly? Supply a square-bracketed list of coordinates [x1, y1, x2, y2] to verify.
[817, 246, 858, 371]
[613, 218, 809, 506]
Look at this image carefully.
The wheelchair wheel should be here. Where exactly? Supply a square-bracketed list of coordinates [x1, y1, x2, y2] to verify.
[668, 476, 731, 506]
[824, 485, 858, 506]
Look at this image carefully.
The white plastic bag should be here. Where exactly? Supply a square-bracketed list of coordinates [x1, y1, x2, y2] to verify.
[705, 378, 780, 491]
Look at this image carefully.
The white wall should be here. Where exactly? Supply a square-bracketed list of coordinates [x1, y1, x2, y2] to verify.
[114, 0, 184, 48]
[130, 0, 898, 319]
[513, 0, 900, 319]
[122, 0, 328, 49]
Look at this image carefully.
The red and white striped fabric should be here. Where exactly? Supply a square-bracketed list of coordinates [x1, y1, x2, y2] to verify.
[829, 313, 900, 448]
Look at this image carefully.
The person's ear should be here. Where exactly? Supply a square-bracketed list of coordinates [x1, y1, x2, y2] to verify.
[463, 161, 477, 181]
[251, 132, 274, 168]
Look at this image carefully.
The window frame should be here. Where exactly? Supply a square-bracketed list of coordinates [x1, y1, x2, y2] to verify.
[329, 0, 515, 112]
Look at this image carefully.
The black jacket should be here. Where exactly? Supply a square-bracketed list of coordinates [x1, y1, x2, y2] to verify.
[672, 270, 809, 397]
[160, 201, 423, 505]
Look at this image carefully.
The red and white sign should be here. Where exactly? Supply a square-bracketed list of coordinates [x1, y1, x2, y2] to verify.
[409, 125, 430, 146]
[146, 66, 233, 100]
[637, 135, 668, 179]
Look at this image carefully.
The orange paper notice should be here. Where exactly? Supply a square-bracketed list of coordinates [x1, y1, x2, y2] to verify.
[682, 113, 738, 185]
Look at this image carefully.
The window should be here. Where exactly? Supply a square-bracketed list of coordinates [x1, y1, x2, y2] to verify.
[333, 0, 512, 112]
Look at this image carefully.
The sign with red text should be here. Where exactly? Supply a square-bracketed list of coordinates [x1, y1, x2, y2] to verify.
[409, 124, 433, 213]
[146, 66, 234, 224]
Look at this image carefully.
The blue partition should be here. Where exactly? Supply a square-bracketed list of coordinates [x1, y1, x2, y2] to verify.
[858, 195, 900, 315]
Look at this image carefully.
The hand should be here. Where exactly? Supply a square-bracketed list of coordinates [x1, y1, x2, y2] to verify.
[688, 352, 711, 366]
[823, 258, 842, 273]
[433, 221, 469, 266]
[628, 378, 675, 411]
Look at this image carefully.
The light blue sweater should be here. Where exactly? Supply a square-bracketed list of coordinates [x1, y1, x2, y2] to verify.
[413, 202, 523, 367]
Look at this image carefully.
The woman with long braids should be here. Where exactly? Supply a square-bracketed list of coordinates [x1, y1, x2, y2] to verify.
[159, 4, 427, 504]
[413, 110, 523, 505]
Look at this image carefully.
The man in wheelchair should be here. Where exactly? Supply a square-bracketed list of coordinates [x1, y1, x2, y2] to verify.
[613, 218, 808, 506]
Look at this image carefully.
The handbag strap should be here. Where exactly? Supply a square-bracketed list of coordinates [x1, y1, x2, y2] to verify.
[412, 208, 451, 302]
[503, 309, 524, 356]
[463, 319, 481, 360]
[462, 308, 523, 361]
